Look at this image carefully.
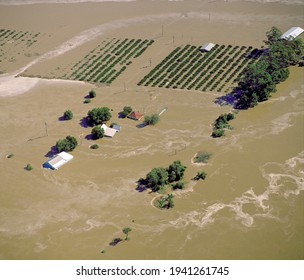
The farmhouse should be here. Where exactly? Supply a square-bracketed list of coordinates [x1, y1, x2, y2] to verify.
[280, 27, 304, 40]
[43, 151, 73, 170]
[101, 124, 117, 138]
[199, 42, 215, 52]
[127, 111, 143, 121]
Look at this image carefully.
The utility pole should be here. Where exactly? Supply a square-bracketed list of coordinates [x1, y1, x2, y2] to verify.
[162, 25, 164, 37]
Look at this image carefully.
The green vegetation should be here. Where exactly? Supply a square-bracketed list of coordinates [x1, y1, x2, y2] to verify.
[156, 194, 174, 209]
[122, 227, 132, 241]
[144, 160, 186, 192]
[194, 151, 212, 163]
[194, 171, 207, 181]
[90, 144, 99, 149]
[144, 114, 159, 125]
[7, 153, 14, 159]
[236, 26, 304, 109]
[171, 181, 185, 190]
[63, 109, 73, 120]
[138, 43, 253, 92]
[83, 98, 91, 104]
[87, 107, 111, 126]
[25, 163, 33, 171]
[121, 106, 133, 118]
[211, 113, 235, 137]
[91, 126, 104, 139]
[47, 38, 154, 84]
[56, 135, 78, 152]
[89, 89, 96, 98]
[0, 28, 41, 69]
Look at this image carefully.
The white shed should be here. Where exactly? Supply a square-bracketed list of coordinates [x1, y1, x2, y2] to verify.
[101, 124, 117, 138]
[280, 27, 304, 40]
[43, 151, 73, 170]
[199, 42, 215, 52]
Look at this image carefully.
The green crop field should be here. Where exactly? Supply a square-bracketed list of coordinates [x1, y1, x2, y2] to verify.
[0, 28, 42, 71]
[138, 44, 257, 93]
[53, 37, 155, 84]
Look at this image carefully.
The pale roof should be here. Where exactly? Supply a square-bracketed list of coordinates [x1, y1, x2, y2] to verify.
[280, 27, 304, 40]
[101, 124, 117, 138]
[200, 42, 215, 52]
[44, 151, 73, 170]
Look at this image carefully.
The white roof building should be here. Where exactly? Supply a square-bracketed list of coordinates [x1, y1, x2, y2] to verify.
[199, 42, 215, 52]
[280, 27, 304, 40]
[43, 151, 73, 170]
[101, 124, 117, 138]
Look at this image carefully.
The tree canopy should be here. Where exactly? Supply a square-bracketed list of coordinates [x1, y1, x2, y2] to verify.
[121, 106, 132, 118]
[87, 107, 111, 126]
[144, 114, 159, 125]
[236, 26, 304, 109]
[167, 160, 187, 183]
[56, 135, 78, 152]
[63, 110, 73, 120]
[91, 126, 104, 139]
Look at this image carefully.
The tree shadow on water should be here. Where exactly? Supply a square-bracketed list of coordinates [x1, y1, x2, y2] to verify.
[79, 117, 89, 128]
[136, 178, 149, 192]
[44, 145, 58, 158]
[214, 90, 240, 108]
[109, 238, 123, 246]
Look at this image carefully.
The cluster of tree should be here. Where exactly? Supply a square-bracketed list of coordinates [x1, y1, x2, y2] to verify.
[121, 106, 132, 118]
[144, 114, 159, 126]
[145, 160, 186, 192]
[63, 110, 73, 120]
[211, 112, 235, 138]
[87, 107, 112, 126]
[236, 27, 304, 109]
[56, 135, 78, 152]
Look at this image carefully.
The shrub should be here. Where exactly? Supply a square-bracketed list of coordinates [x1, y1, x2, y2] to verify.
[25, 163, 33, 171]
[194, 151, 212, 163]
[84, 98, 91, 104]
[194, 171, 207, 180]
[121, 106, 132, 118]
[212, 129, 225, 138]
[63, 110, 73, 120]
[172, 181, 185, 190]
[90, 144, 99, 149]
[144, 114, 159, 125]
[89, 90, 96, 98]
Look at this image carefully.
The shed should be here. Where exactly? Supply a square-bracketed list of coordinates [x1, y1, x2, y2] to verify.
[112, 124, 121, 132]
[127, 111, 144, 121]
[280, 27, 304, 40]
[199, 42, 215, 52]
[101, 124, 117, 138]
[43, 151, 73, 170]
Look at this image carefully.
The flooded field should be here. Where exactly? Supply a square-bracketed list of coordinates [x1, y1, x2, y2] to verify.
[0, 0, 303, 260]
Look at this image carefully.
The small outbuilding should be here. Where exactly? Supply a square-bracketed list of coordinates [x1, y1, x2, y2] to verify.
[43, 151, 73, 170]
[127, 111, 144, 121]
[199, 42, 215, 52]
[101, 124, 117, 138]
[112, 124, 121, 132]
[280, 27, 304, 40]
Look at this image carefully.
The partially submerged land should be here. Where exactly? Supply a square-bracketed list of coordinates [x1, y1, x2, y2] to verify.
[0, 0, 303, 260]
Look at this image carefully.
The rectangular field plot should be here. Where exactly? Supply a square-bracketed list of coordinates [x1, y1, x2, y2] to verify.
[0, 28, 42, 72]
[138, 44, 256, 93]
[40, 37, 154, 85]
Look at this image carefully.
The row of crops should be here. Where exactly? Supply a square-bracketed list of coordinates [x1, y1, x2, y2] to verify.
[138, 44, 256, 92]
[0, 28, 41, 70]
[59, 38, 154, 85]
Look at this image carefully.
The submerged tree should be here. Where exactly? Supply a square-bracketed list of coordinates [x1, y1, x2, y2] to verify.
[63, 109, 73, 120]
[91, 126, 104, 139]
[87, 107, 111, 126]
[56, 135, 78, 152]
[167, 160, 186, 183]
[122, 227, 132, 241]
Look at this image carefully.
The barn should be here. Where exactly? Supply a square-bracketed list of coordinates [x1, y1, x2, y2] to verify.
[280, 27, 304, 40]
[43, 152, 73, 170]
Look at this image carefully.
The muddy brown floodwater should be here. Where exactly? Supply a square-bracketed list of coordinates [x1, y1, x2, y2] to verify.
[0, 0, 303, 260]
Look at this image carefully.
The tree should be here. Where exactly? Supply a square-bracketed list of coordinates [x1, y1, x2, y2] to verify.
[211, 129, 225, 138]
[167, 160, 186, 182]
[122, 227, 132, 240]
[25, 163, 33, 171]
[264, 26, 282, 46]
[121, 106, 132, 118]
[56, 135, 78, 152]
[87, 107, 111, 126]
[172, 181, 184, 190]
[91, 126, 104, 139]
[144, 114, 159, 125]
[89, 89, 96, 98]
[63, 110, 73, 120]
[146, 167, 168, 192]
[194, 171, 207, 181]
